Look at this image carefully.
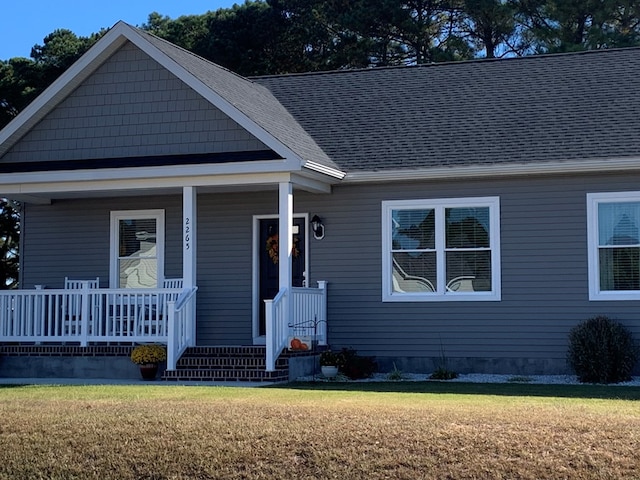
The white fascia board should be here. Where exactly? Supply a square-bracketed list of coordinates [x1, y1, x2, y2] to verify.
[2, 158, 296, 185]
[0, 24, 130, 157]
[125, 28, 305, 169]
[302, 160, 345, 180]
[289, 173, 332, 194]
[1, 171, 295, 195]
[343, 156, 640, 183]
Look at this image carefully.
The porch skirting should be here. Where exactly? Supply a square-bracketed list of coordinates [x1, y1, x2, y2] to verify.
[0, 345, 320, 381]
[0, 345, 142, 379]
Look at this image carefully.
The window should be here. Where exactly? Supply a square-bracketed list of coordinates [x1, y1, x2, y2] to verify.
[110, 210, 164, 288]
[382, 197, 501, 301]
[587, 192, 640, 300]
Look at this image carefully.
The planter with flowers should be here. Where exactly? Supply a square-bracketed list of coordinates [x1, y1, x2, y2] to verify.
[130, 344, 167, 380]
[319, 350, 341, 378]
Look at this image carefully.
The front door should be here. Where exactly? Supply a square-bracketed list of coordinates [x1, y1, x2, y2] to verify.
[258, 217, 306, 336]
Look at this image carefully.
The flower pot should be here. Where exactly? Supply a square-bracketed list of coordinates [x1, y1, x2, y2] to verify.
[139, 363, 159, 380]
[321, 365, 339, 378]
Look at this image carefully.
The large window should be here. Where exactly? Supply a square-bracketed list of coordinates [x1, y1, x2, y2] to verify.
[382, 197, 501, 301]
[110, 210, 164, 288]
[588, 193, 640, 300]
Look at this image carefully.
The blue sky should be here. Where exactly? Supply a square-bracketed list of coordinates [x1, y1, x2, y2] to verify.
[1, 0, 238, 60]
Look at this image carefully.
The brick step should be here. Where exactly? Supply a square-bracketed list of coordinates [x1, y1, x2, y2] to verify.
[176, 358, 287, 369]
[162, 345, 290, 382]
[162, 368, 289, 382]
[181, 346, 268, 356]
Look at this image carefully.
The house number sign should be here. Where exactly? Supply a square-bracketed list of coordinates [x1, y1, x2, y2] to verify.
[184, 217, 191, 250]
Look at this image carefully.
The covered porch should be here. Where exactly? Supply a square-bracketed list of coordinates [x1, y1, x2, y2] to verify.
[0, 21, 342, 378]
[0, 182, 331, 376]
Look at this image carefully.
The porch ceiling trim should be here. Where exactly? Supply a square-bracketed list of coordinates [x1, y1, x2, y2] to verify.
[0, 165, 333, 198]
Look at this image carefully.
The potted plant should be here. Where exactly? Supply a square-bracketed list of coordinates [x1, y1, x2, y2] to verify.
[130, 344, 167, 380]
[319, 350, 341, 378]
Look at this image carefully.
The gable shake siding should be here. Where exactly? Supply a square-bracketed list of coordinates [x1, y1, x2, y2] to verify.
[20, 171, 640, 374]
[1, 42, 267, 164]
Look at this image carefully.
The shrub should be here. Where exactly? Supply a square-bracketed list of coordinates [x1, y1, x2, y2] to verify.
[567, 315, 638, 384]
[338, 348, 377, 379]
[429, 367, 458, 380]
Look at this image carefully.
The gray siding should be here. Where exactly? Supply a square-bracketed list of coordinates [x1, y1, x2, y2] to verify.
[21, 171, 640, 374]
[295, 173, 640, 374]
[2, 42, 266, 164]
[22, 195, 183, 288]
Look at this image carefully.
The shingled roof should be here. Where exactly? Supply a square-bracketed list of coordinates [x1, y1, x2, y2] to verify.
[255, 48, 640, 173]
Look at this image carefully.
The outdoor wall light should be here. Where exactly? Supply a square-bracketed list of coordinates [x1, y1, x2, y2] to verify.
[310, 215, 325, 240]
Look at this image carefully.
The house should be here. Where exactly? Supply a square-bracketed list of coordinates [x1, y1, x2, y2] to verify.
[1, 21, 640, 380]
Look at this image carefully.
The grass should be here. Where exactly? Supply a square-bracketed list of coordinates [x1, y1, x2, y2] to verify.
[0, 383, 638, 479]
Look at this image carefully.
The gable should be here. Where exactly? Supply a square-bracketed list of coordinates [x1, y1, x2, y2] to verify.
[1, 42, 269, 166]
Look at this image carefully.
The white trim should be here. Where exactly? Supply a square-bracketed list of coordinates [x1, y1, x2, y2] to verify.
[1, 160, 296, 187]
[252, 213, 309, 345]
[587, 191, 640, 301]
[302, 161, 346, 180]
[182, 187, 197, 289]
[381, 197, 501, 302]
[109, 209, 165, 288]
[345, 156, 640, 184]
[0, 167, 337, 198]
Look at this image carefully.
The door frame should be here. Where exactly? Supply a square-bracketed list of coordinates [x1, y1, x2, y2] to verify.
[252, 213, 309, 345]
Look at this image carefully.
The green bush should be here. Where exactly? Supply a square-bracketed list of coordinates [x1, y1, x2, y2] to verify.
[567, 315, 638, 384]
[338, 348, 377, 380]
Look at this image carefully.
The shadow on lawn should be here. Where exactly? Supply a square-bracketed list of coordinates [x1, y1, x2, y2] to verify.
[271, 380, 640, 400]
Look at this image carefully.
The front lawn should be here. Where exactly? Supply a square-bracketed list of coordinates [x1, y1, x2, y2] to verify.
[0, 383, 638, 479]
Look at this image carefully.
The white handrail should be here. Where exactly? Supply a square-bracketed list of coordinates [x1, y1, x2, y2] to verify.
[265, 281, 328, 372]
[265, 287, 288, 372]
[167, 287, 198, 371]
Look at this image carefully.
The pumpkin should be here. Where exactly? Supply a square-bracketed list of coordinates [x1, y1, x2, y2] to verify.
[290, 338, 302, 349]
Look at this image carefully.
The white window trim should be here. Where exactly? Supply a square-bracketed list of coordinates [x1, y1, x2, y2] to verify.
[587, 192, 640, 301]
[382, 197, 501, 302]
[110, 210, 165, 288]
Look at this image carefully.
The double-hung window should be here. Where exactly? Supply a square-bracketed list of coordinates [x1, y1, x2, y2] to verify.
[382, 197, 501, 301]
[110, 210, 165, 288]
[587, 192, 640, 300]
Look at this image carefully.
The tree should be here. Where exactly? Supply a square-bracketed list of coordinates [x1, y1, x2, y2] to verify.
[460, 0, 517, 58]
[0, 199, 19, 289]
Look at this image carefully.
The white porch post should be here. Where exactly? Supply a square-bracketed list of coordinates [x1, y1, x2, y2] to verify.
[183, 186, 197, 346]
[278, 181, 293, 323]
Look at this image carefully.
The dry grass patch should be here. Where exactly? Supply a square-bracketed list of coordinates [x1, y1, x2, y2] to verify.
[0, 384, 638, 479]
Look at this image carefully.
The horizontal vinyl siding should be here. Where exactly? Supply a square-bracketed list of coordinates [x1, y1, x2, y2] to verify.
[19, 171, 640, 371]
[22, 196, 183, 289]
[297, 172, 640, 371]
[2, 42, 266, 164]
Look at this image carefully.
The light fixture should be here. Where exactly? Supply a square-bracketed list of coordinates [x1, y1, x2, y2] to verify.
[310, 215, 325, 240]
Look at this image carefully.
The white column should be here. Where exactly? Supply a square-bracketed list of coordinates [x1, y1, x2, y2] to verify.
[182, 186, 197, 346]
[278, 182, 293, 292]
[182, 186, 197, 288]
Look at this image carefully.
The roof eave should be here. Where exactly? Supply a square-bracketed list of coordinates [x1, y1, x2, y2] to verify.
[342, 156, 640, 183]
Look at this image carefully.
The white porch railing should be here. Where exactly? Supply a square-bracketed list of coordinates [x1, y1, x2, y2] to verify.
[167, 286, 198, 370]
[0, 286, 185, 346]
[265, 281, 327, 372]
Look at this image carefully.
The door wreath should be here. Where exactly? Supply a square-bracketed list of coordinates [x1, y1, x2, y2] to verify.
[266, 234, 300, 264]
